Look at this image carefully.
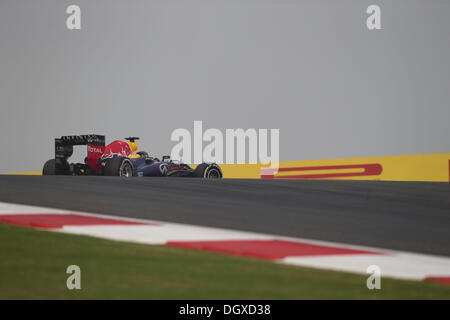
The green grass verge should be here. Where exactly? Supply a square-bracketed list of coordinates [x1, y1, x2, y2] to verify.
[1, 223, 449, 299]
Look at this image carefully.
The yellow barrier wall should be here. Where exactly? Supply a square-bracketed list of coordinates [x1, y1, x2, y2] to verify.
[0, 171, 42, 175]
[219, 153, 450, 182]
[2, 153, 449, 182]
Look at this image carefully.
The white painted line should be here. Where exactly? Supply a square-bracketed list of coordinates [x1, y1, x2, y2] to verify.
[282, 252, 450, 280]
[0, 202, 73, 214]
[59, 224, 273, 245]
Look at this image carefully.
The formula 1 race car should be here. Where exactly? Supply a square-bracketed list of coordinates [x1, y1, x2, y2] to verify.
[42, 134, 222, 178]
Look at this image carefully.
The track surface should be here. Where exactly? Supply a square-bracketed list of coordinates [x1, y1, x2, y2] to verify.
[0, 175, 449, 256]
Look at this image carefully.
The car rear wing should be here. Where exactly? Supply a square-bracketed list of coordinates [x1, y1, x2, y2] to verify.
[55, 134, 105, 173]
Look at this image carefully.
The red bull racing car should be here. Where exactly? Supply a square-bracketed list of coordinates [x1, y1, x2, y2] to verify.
[42, 134, 223, 179]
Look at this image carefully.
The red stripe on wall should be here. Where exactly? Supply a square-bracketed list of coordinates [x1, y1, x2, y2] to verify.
[167, 239, 385, 260]
[0, 214, 156, 229]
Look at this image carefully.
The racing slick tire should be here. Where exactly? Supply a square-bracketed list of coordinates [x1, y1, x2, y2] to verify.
[103, 157, 134, 177]
[193, 163, 223, 179]
[42, 159, 70, 175]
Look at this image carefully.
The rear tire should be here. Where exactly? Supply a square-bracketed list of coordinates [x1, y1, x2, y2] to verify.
[42, 159, 70, 175]
[103, 157, 134, 177]
[193, 163, 222, 179]
[42, 159, 55, 175]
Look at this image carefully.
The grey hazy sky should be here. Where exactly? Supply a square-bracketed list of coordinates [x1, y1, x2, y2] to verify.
[0, 0, 449, 171]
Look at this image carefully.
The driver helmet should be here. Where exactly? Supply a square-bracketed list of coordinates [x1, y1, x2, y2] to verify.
[128, 141, 138, 154]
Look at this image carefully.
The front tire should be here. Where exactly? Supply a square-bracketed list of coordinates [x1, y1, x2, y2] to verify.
[103, 157, 134, 177]
[193, 163, 222, 179]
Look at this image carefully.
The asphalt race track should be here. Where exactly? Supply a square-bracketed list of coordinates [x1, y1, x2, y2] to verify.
[0, 175, 449, 256]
